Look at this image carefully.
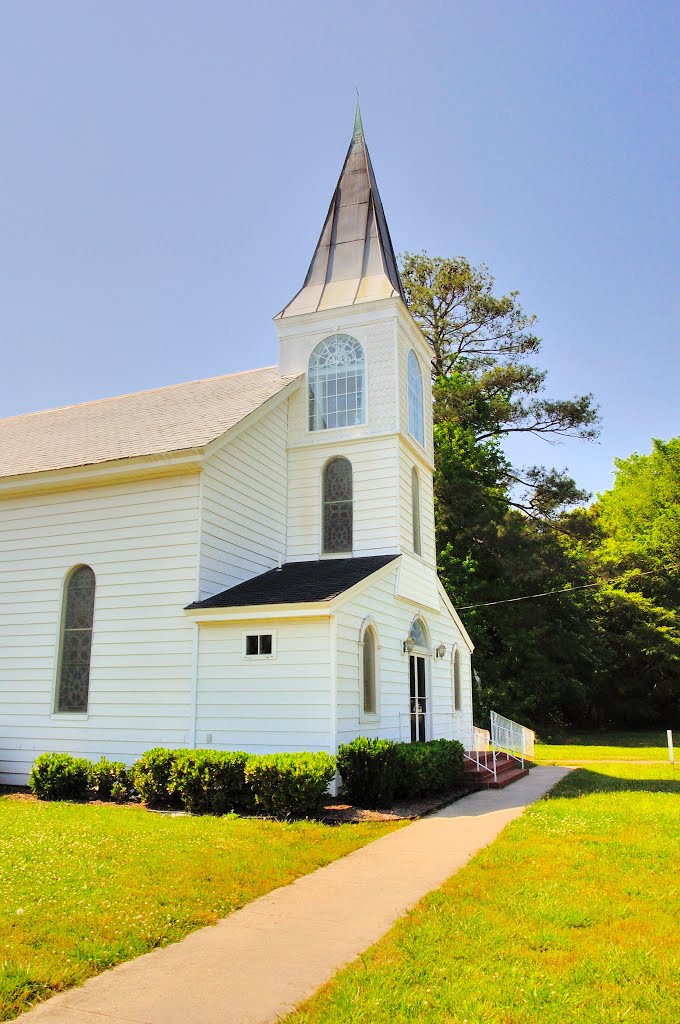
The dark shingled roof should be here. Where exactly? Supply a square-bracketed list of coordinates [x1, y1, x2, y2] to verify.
[187, 555, 399, 609]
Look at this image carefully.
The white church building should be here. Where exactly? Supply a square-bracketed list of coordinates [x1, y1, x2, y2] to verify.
[0, 111, 474, 786]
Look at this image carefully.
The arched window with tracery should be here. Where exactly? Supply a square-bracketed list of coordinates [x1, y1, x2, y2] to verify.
[323, 457, 353, 553]
[407, 350, 425, 446]
[309, 334, 366, 431]
[56, 565, 96, 713]
[362, 623, 378, 715]
[411, 467, 422, 555]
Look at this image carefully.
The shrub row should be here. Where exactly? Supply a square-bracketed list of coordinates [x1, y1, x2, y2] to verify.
[337, 737, 465, 808]
[29, 737, 464, 816]
[29, 753, 135, 803]
[28, 748, 336, 819]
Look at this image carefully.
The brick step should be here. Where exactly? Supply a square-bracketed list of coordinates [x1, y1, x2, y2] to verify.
[461, 759, 530, 789]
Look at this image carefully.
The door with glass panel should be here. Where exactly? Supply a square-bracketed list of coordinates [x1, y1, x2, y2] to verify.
[409, 654, 427, 741]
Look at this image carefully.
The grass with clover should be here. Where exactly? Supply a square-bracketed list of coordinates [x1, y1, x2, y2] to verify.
[283, 763, 680, 1024]
[0, 798, 401, 1021]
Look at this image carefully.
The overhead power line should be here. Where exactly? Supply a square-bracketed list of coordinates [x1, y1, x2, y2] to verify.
[457, 563, 679, 611]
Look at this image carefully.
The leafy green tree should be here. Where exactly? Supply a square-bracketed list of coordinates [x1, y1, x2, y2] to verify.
[401, 251, 679, 731]
[401, 252, 598, 523]
[400, 252, 601, 731]
[585, 439, 680, 726]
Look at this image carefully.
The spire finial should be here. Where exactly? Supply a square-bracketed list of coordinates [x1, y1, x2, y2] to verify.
[353, 91, 364, 138]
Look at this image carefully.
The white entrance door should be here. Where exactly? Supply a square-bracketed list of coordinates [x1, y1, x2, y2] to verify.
[409, 654, 427, 742]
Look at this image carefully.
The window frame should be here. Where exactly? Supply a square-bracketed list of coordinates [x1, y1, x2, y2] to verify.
[53, 564, 96, 717]
[452, 646, 462, 711]
[321, 455, 353, 556]
[411, 466, 422, 556]
[359, 618, 380, 722]
[407, 349, 425, 448]
[308, 334, 367, 433]
[242, 631, 277, 660]
[408, 615, 430, 654]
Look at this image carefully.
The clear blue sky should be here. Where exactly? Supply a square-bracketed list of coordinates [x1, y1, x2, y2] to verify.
[1, 1, 678, 498]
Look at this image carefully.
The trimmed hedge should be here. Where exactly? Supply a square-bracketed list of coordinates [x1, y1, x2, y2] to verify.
[245, 752, 336, 818]
[394, 739, 465, 799]
[337, 737, 465, 808]
[130, 747, 190, 807]
[169, 750, 253, 815]
[336, 737, 399, 808]
[29, 752, 93, 801]
[29, 747, 337, 819]
[92, 757, 134, 803]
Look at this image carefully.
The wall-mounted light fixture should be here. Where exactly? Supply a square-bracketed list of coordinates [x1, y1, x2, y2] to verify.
[403, 636, 415, 654]
[435, 643, 447, 659]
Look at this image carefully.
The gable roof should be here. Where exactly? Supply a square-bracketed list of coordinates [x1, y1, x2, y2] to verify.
[0, 366, 299, 480]
[276, 105, 405, 318]
[186, 555, 399, 609]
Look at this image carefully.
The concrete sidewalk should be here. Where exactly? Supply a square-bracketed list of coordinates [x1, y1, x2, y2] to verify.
[23, 766, 569, 1024]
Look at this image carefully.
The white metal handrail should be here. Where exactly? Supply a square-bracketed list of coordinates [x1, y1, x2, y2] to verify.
[490, 710, 535, 767]
[465, 725, 496, 778]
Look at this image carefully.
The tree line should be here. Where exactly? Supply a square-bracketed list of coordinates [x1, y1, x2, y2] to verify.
[400, 252, 680, 734]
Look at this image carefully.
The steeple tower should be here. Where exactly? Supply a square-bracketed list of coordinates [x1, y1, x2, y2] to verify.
[277, 105, 405, 318]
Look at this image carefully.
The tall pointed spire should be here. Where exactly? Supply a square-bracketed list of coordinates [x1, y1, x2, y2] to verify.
[353, 94, 364, 138]
[276, 106, 405, 318]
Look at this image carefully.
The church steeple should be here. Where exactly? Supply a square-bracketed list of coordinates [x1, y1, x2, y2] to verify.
[276, 108, 405, 318]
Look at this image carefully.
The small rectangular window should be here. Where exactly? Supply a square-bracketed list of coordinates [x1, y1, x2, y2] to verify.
[244, 633, 275, 658]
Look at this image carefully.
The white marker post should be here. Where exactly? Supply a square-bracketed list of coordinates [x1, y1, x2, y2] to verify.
[668, 729, 675, 765]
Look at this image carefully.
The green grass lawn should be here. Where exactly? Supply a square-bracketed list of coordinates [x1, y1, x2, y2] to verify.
[534, 730, 672, 763]
[0, 798, 400, 1022]
[284, 764, 680, 1024]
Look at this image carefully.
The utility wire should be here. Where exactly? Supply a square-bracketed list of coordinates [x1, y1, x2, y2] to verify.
[457, 563, 679, 611]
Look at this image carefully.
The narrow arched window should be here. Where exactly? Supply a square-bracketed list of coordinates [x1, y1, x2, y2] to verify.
[411, 467, 422, 556]
[453, 648, 462, 711]
[309, 334, 366, 431]
[323, 457, 353, 553]
[362, 624, 378, 715]
[407, 350, 424, 446]
[56, 565, 96, 713]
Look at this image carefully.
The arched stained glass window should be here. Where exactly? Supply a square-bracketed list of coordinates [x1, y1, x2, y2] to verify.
[407, 350, 425, 446]
[411, 467, 422, 556]
[309, 335, 366, 431]
[409, 617, 429, 650]
[56, 565, 95, 713]
[323, 457, 353, 553]
[362, 624, 378, 715]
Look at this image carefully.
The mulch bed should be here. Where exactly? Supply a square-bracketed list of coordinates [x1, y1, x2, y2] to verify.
[1, 783, 476, 821]
[321, 784, 475, 823]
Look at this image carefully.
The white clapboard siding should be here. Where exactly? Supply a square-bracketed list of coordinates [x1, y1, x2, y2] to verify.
[397, 320, 435, 465]
[335, 564, 473, 750]
[398, 441, 437, 569]
[396, 553, 441, 611]
[194, 619, 332, 753]
[287, 435, 401, 560]
[282, 315, 399, 441]
[0, 474, 200, 784]
[198, 401, 288, 599]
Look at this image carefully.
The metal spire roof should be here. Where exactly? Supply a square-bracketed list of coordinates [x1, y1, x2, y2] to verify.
[276, 109, 405, 318]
